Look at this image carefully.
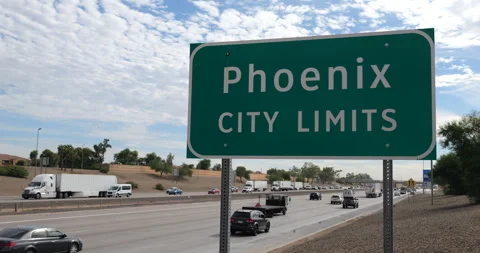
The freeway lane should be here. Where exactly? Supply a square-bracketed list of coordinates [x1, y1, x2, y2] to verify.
[0, 191, 217, 203]
[0, 193, 405, 253]
[0, 189, 343, 203]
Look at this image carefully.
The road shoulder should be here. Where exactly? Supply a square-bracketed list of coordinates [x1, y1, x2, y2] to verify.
[269, 193, 479, 253]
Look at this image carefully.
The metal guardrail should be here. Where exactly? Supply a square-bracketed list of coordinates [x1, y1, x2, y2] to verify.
[0, 189, 344, 214]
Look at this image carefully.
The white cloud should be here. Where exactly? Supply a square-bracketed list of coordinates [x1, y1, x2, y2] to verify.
[123, 0, 165, 9]
[1, 0, 479, 182]
[436, 56, 454, 64]
[349, 0, 480, 48]
[192, 0, 220, 17]
[437, 64, 480, 88]
[436, 109, 462, 131]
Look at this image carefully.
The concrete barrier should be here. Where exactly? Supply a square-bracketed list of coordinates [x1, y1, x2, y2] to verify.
[0, 190, 344, 214]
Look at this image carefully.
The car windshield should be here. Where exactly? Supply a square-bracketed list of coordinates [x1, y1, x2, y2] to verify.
[0, 228, 29, 239]
[232, 212, 250, 218]
[332, 195, 339, 198]
[108, 186, 119, 190]
[28, 182, 41, 187]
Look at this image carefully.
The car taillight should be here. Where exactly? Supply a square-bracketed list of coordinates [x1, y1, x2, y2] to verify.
[0, 241, 16, 248]
[230, 218, 235, 222]
[246, 218, 254, 223]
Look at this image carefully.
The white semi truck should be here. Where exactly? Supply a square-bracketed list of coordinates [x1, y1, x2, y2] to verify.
[365, 183, 383, 198]
[22, 174, 118, 199]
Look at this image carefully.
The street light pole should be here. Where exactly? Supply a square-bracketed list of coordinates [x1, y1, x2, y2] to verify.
[81, 144, 85, 170]
[35, 128, 42, 176]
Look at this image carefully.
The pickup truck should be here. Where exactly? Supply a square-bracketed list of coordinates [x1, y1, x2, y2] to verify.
[242, 194, 290, 218]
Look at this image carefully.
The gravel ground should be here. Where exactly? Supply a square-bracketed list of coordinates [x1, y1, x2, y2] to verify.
[270, 193, 480, 253]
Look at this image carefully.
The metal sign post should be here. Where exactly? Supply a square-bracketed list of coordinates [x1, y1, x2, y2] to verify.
[219, 159, 232, 253]
[431, 160, 434, 205]
[383, 160, 393, 253]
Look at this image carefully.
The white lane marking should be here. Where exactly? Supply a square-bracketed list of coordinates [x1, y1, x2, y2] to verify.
[0, 203, 215, 224]
[0, 198, 259, 225]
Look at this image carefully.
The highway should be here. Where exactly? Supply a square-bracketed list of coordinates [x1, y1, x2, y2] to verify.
[0, 191, 216, 203]
[0, 189, 345, 203]
[0, 193, 406, 253]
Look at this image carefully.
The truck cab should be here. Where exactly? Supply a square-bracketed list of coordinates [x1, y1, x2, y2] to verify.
[107, 184, 132, 198]
[271, 181, 280, 191]
[22, 174, 56, 199]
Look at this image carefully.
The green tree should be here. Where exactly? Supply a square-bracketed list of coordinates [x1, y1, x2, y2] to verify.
[149, 157, 168, 177]
[67, 147, 78, 171]
[40, 149, 60, 168]
[213, 164, 222, 171]
[57, 144, 74, 171]
[166, 153, 175, 173]
[114, 148, 139, 165]
[433, 152, 464, 194]
[144, 152, 159, 165]
[196, 159, 211, 170]
[438, 110, 480, 203]
[178, 163, 193, 179]
[236, 166, 247, 182]
[301, 162, 321, 183]
[29, 150, 38, 166]
[93, 139, 112, 164]
[290, 166, 301, 178]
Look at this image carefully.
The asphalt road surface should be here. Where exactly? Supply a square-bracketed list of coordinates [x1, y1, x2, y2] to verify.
[0, 193, 406, 253]
[0, 191, 231, 203]
[0, 189, 344, 203]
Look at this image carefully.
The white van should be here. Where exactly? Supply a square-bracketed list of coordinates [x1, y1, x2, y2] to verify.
[107, 184, 132, 198]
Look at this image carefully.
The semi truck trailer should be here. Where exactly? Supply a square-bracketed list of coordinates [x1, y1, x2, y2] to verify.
[22, 174, 118, 199]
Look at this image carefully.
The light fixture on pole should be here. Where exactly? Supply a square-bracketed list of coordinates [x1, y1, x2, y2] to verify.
[35, 128, 42, 176]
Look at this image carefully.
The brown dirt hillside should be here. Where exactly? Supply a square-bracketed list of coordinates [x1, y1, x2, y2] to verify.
[0, 167, 244, 196]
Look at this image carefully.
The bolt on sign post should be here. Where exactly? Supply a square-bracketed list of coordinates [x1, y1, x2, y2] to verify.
[188, 28, 436, 253]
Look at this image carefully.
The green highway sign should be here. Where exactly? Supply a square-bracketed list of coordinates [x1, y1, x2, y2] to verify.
[187, 28, 436, 160]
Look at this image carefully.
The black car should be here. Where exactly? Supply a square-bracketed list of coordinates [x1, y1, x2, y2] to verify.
[309, 192, 322, 200]
[343, 196, 359, 209]
[230, 209, 270, 236]
[0, 226, 83, 253]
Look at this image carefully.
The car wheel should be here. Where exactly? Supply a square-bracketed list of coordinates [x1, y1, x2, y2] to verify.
[69, 243, 79, 253]
[35, 193, 41, 199]
[330, 201, 333, 204]
[252, 225, 258, 236]
[265, 222, 270, 233]
[230, 229, 236, 235]
[127, 193, 131, 197]
[282, 208, 286, 215]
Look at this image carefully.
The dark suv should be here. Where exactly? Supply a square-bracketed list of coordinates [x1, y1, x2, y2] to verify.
[309, 192, 322, 200]
[343, 196, 359, 209]
[230, 210, 270, 236]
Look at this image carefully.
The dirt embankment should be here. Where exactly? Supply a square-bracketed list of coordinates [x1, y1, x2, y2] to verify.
[0, 167, 239, 195]
[271, 194, 479, 253]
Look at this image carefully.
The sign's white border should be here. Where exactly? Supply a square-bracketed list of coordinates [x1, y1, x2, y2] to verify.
[187, 29, 436, 160]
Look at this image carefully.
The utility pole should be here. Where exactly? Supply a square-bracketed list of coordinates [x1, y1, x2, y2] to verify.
[35, 128, 42, 176]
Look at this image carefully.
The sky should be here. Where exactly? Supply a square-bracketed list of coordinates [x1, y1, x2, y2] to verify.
[1, 0, 479, 181]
